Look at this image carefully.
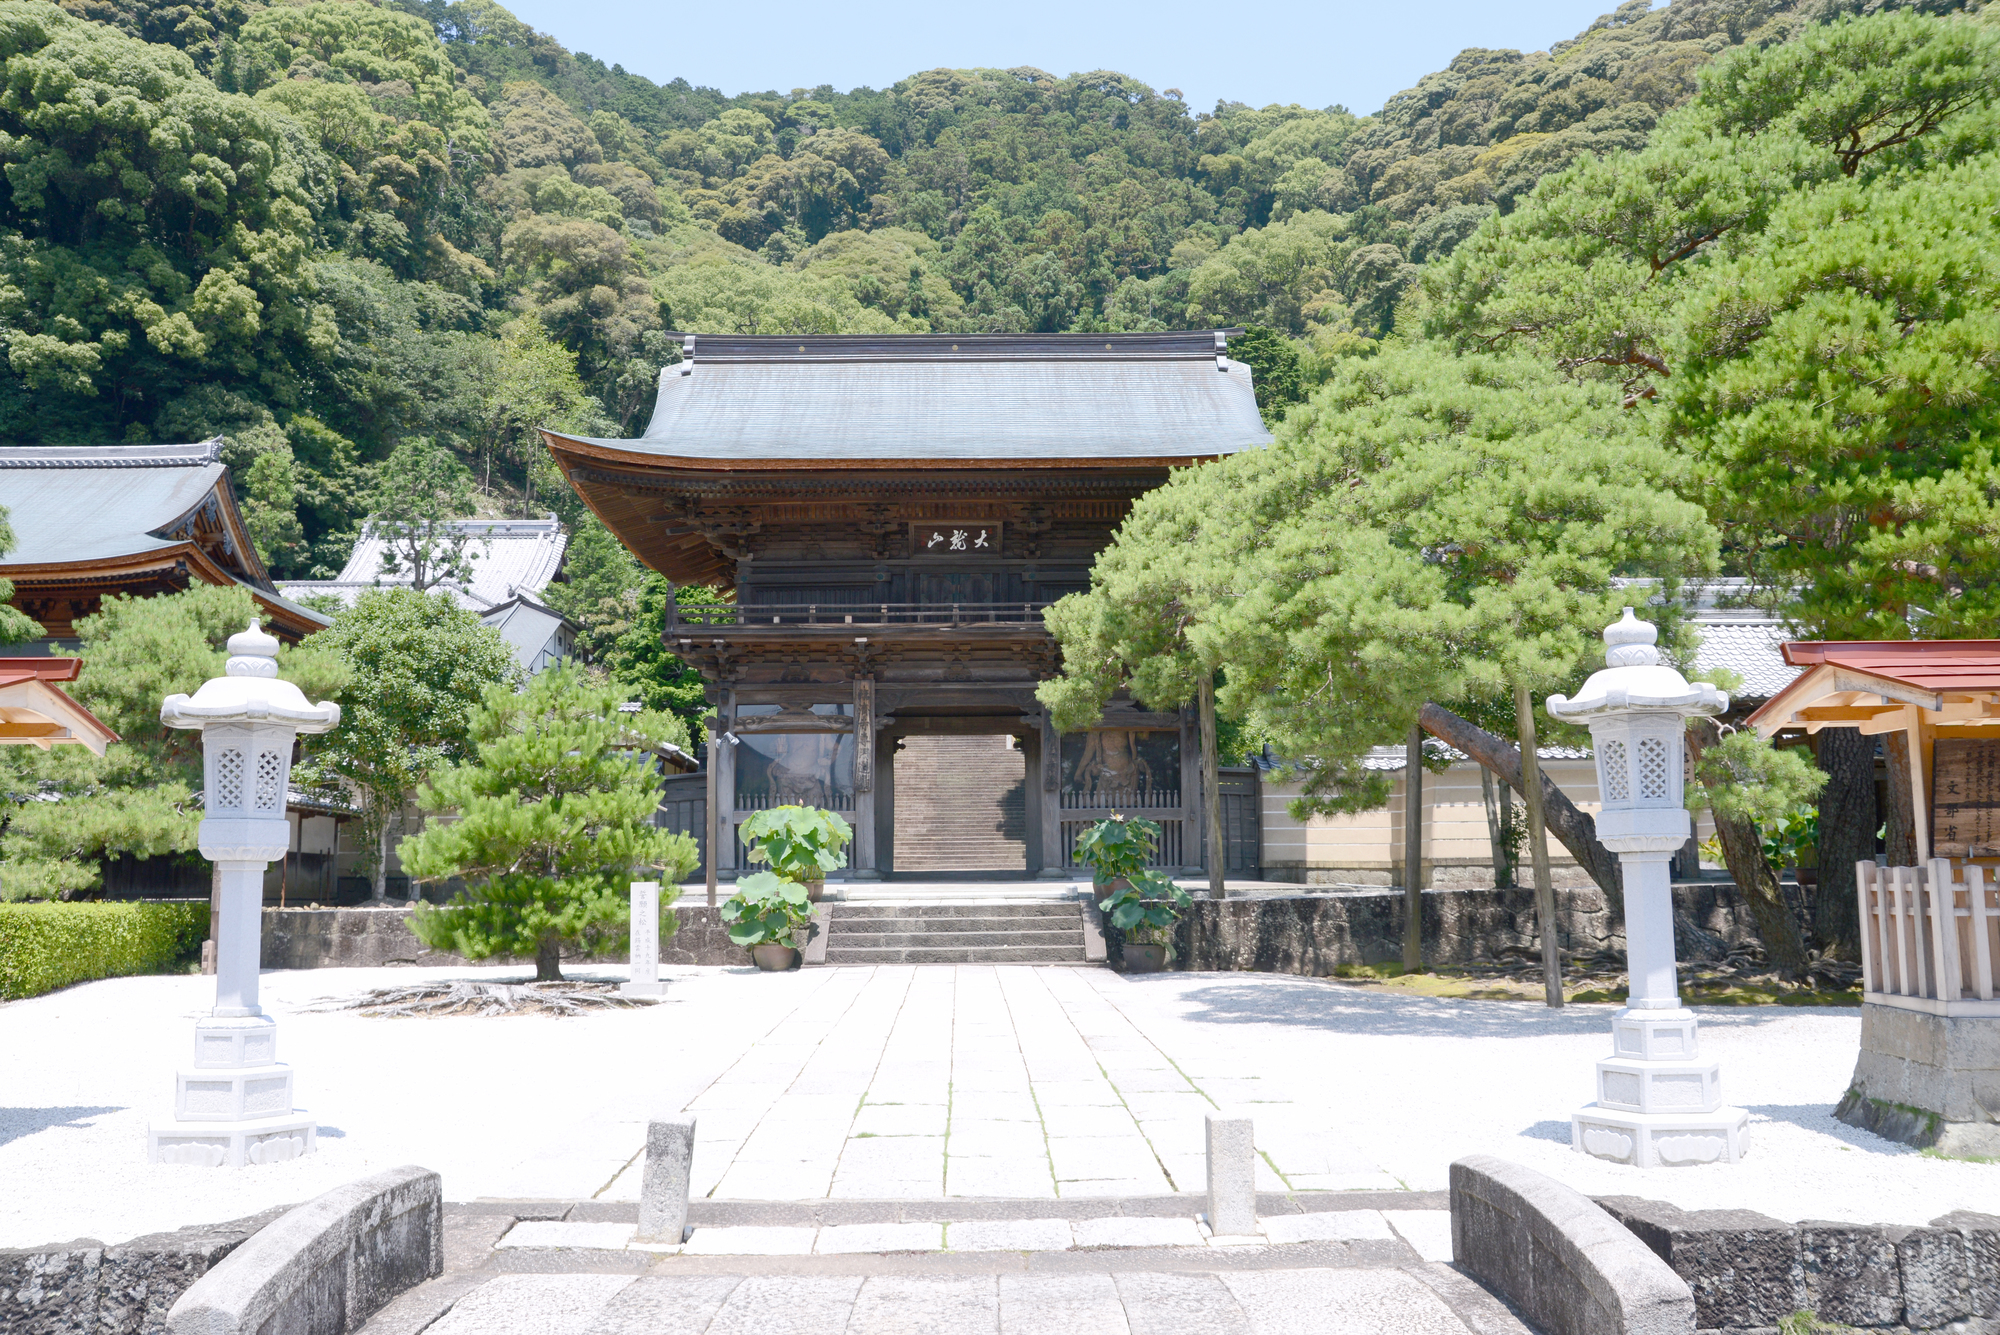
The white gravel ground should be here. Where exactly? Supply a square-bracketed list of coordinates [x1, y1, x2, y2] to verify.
[1, 962, 1993, 1249]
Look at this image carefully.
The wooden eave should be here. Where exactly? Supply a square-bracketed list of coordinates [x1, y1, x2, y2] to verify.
[0, 659, 118, 754]
[1748, 648, 2000, 738]
[3, 543, 324, 643]
[542, 429, 1213, 589]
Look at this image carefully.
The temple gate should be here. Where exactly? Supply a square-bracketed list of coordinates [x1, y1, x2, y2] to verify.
[542, 331, 1271, 878]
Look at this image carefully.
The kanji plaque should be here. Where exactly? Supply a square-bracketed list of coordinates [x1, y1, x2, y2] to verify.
[1930, 738, 2000, 857]
[910, 521, 1000, 556]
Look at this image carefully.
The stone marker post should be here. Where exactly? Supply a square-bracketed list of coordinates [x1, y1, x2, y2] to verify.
[621, 881, 667, 997]
[1547, 609, 1747, 1168]
[637, 1116, 697, 1244]
[1204, 1110, 1258, 1238]
[149, 621, 341, 1167]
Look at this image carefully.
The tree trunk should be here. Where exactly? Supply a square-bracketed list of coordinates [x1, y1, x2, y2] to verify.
[1515, 686, 1564, 1008]
[1481, 767, 1515, 888]
[1815, 727, 1875, 960]
[1884, 733, 1918, 867]
[372, 812, 391, 902]
[1686, 719, 1809, 978]
[535, 934, 563, 982]
[1419, 703, 1624, 909]
[1403, 722, 1424, 973]
[1202, 675, 1225, 901]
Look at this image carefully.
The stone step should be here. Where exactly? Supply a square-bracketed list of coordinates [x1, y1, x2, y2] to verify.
[835, 904, 1081, 921]
[822, 944, 1089, 964]
[826, 929, 1085, 949]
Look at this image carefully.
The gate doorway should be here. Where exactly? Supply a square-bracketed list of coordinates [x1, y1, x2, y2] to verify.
[891, 734, 1028, 873]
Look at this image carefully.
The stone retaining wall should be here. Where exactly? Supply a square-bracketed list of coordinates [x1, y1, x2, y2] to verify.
[261, 902, 742, 970]
[1598, 1195, 2000, 1334]
[1164, 882, 1768, 975]
[0, 1207, 287, 1335]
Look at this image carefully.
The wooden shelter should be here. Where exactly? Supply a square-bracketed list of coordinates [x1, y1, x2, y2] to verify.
[542, 331, 1272, 879]
[0, 441, 329, 646]
[0, 658, 116, 754]
[1748, 639, 2000, 1153]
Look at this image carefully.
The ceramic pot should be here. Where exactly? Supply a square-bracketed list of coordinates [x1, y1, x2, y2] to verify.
[1122, 942, 1167, 973]
[804, 880, 825, 903]
[751, 943, 800, 971]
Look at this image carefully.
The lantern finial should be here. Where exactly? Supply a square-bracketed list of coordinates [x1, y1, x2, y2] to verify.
[224, 620, 281, 679]
[1604, 607, 1659, 667]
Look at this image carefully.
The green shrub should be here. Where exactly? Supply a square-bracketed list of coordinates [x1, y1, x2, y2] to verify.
[0, 902, 209, 1001]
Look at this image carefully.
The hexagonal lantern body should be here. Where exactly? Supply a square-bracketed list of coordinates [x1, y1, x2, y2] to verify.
[195, 722, 296, 865]
[150, 621, 340, 1167]
[1546, 608, 1746, 1167]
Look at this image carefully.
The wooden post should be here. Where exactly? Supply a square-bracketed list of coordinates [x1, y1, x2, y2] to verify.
[1403, 722, 1424, 972]
[1516, 683, 1563, 1008]
[1908, 726, 1931, 863]
[704, 710, 719, 909]
[1201, 675, 1224, 900]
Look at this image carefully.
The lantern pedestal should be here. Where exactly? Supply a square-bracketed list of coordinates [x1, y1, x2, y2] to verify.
[150, 622, 340, 1168]
[1572, 1003, 1748, 1166]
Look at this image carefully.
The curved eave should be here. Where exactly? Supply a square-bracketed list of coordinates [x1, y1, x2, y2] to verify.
[539, 429, 1232, 473]
[2, 543, 329, 641]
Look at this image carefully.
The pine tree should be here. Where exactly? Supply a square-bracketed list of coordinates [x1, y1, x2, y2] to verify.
[401, 663, 698, 980]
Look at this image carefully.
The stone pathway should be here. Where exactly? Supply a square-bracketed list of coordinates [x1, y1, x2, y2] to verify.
[357, 1199, 1520, 1335]
[626, 964, 1399, 1203]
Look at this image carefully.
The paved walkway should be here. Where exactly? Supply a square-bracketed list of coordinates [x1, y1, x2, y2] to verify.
[650, 964, 1396, 1202]
[358, 1199, 1519, 1335]
[5, 960, 1995, 1248]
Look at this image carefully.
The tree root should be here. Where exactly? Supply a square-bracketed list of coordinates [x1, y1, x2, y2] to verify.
[309, 980, 662, 1018]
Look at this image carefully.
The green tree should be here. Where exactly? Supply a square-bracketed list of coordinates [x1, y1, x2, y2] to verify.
[0, 585, 346, 897]
[297, 587, 514, 900]
[0, 0, 325, 441]
[401, 662, 698, 980]
[362, 436, 479, 591]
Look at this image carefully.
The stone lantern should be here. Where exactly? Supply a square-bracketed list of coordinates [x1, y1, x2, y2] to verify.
[148, 621, 341, 1167]
[1546, 608, 1748, 1167]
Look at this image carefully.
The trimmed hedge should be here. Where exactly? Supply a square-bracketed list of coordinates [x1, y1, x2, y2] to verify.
[0, 902, 210, 1001]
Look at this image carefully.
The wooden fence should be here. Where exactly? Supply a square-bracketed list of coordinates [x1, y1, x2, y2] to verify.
[1858, 860, 2000, 1004]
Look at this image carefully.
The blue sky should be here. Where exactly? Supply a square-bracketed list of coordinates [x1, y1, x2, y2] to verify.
[502, 0, 1636, 118]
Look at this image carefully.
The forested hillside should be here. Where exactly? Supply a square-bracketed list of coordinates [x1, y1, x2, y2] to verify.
[1, 0, 1856, 587]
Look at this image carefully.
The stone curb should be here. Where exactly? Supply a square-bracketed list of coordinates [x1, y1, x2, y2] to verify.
[1450, 1155, 1693, 1335]
[458, 1188, 1450, 1227]
[165, 1165, 442, 1335]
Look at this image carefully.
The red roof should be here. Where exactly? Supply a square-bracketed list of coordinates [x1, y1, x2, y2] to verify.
[1778, 641, 2000, 693]
[0, 657, 83, 686]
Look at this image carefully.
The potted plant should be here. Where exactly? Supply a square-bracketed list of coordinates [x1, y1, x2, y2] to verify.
[738, 805, 853, 902]
[1099, 870, 1194, 973]
[1071, 813, 1162, 894]
[720, 870, 814, 970]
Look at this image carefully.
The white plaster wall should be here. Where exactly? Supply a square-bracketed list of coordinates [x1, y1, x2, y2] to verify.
[1259, 756, 1717, 881]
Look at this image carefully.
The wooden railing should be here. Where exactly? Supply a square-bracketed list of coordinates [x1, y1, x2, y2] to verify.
[1062, 818, 1185, 871]
[1059, 788, 1181, 811]
[1858, 860, 2000, 1004]
[669, 602, 1055, 630]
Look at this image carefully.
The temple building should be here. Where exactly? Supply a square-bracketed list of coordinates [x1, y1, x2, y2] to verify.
[0, 440, 329, 648]
[280, 516, 578, 678]
[542, 331, 1272, 878]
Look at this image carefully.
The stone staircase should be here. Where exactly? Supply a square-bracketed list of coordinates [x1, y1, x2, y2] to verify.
[892, 735, 1028, 872]
[823, 902, 1090, 964]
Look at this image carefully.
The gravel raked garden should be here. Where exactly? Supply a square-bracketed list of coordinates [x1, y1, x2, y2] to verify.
[2, 961, 1994, 1249]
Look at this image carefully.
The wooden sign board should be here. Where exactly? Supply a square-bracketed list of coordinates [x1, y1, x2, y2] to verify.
[1930, 738, 2000, 857]
[911, 520, 1000, 557]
